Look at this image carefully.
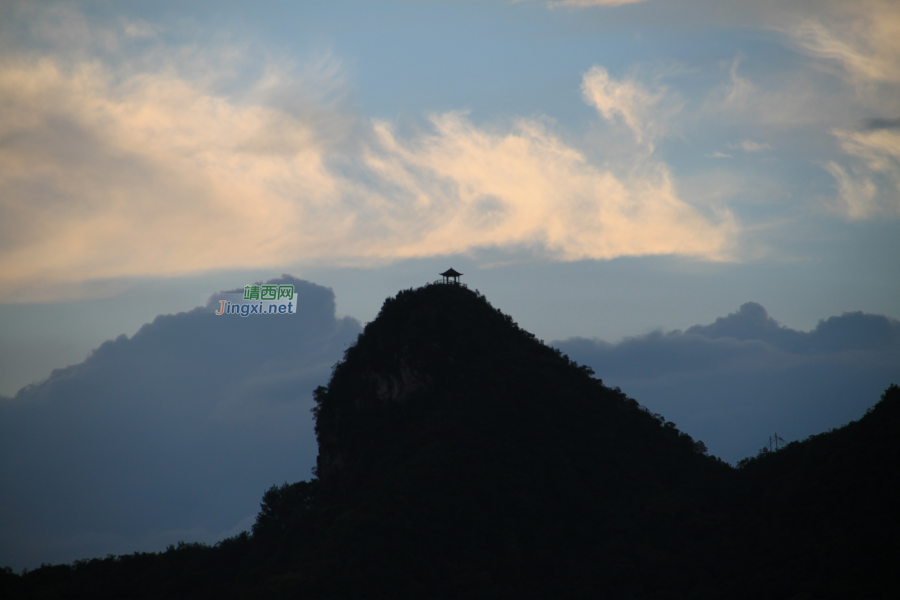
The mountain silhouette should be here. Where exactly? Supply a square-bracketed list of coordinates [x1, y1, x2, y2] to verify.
[3, 284, 898, 599]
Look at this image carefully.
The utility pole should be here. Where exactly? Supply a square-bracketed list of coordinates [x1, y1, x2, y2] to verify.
[767, 432, 785, 452]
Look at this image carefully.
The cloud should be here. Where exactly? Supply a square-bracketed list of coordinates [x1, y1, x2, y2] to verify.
[0, 276, 361, 570]
[0, 54, 352, 299]
[581, 65, 680, 149]
[701, 49, 897, 220]
[0, 10, 735, 301]
[778, 0, 900, 85]
[861, 117, 900, 131]
[121, 19, 156, 40]
[524, 0, 900, 226]
[544, 0, 648, 8]
[758, 1, 900, 219]
[729, 140, 770, 153]
[705, 151, 733, 159]
[703, 54, 837, 129]
[826, 126, 900, 218]
[554, 302, 900, 463]
[360, 112, 734, 262]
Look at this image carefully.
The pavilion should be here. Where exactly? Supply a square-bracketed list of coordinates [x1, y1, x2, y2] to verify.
[439, 268, 463, 285]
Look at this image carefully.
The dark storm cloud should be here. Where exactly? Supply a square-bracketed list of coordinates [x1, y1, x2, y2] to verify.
[0, 277, 361, 570]
[555, 303, 900, 464]
[860, 117, 900, 131]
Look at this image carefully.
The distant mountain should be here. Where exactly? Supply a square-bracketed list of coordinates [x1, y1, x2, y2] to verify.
[3, 284, 897, 599]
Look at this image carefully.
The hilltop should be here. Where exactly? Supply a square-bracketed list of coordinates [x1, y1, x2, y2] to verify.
[288, 283, 728, 597]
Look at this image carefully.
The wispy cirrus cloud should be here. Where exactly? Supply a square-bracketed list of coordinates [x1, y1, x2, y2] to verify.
[581, 65, 681, 150]
[700, 47, 898, 219]
[523, 0, 899, 225]
[778, 0, 900, 86]
[826, 126, 900, 219]
[765, 0, 900, 218]
[703, 54, 841, 129]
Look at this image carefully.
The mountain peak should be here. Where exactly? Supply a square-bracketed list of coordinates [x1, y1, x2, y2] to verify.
[311, 281, 716, 517]
[311, 283, 609, 481]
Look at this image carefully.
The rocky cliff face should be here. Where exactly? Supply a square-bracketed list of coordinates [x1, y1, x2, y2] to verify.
[369, 361, 430, 403]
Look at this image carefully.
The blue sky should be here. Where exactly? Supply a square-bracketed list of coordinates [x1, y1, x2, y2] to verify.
[1, 0, 899, 570]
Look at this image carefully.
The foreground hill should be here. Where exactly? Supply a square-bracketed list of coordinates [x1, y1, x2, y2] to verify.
[288, 284, 729, 597]
[3, 284, 897, 599]
[724, 385, 899, 598]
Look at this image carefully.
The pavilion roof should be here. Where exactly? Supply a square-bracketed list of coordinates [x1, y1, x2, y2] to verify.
[440, 268, 463, 277]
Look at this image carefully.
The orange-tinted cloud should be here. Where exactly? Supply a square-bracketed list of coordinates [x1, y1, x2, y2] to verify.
[0, 52, 735, 301]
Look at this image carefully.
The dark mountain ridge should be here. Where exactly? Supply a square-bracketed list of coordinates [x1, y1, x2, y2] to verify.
[3, 284, 898, 599]
[298, 284, 727, 597]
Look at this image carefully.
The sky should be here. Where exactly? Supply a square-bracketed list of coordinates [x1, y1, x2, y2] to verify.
[1, 0, 899, 570]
